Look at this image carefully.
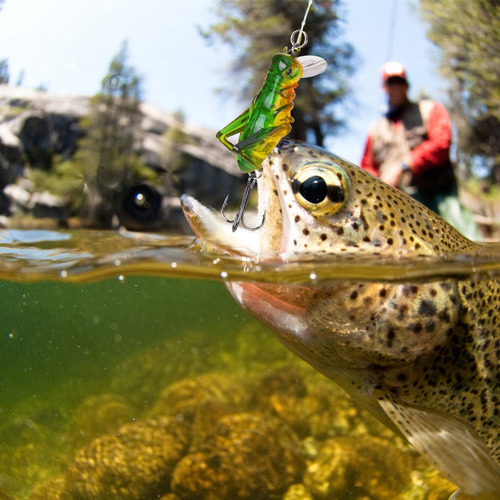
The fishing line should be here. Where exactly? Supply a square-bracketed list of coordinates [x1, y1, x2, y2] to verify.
[290, 0, 314, 53]
[299, 0, 314, 38]
[385, 0, 399, 61]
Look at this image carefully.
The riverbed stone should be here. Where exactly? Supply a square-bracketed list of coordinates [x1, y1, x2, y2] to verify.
[171, 413, 305, 499]
[65, 416, 189, 500]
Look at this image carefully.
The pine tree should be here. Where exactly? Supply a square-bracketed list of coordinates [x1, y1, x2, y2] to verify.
[0, 59, 9, 85]
[419, 0, 500, 183]
[84, 41, 144, 190]
[202, 0, 356, 146]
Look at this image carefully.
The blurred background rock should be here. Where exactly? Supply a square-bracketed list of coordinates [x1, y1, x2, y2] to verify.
[0, 80, 244, 233]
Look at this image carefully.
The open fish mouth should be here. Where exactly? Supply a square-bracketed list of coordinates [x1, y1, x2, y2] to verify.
[180, 194, 264, 257]
[180, 146, 288, 261]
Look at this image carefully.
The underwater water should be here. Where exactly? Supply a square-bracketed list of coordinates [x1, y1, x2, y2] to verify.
[1, 229, 498, 499]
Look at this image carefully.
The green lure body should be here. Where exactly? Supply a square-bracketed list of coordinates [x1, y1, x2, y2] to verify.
[216, 53, 303, 173]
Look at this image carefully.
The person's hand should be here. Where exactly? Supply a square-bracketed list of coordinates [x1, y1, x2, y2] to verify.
[380, 162, 404, 187]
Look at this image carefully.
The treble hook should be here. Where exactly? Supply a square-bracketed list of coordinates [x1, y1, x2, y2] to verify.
[221, 171, 266, 232]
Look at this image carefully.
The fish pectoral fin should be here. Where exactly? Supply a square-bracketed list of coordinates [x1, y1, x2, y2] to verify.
[375, 390, 500, 497]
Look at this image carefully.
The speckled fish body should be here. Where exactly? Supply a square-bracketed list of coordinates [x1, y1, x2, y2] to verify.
[181, 141, 500, 497]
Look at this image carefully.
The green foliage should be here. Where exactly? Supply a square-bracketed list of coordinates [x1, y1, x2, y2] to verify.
[202, 0, 356, 146]
[466, 177, 500, 202]
[71, 41, 153, 194]
[26, 155, 88, 210]
[0, 59, 9, 84]
[31, 41, 154, 209]
[419, 0, 500, 183]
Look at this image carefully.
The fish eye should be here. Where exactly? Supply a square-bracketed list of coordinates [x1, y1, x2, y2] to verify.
[294, 175, 327, 203]
[285, 68, 293, 76]
[292, 162, 350, 216]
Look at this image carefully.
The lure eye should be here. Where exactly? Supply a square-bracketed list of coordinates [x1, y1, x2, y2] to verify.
[292, 162, 350, 216]
[285, 68, 293, 76]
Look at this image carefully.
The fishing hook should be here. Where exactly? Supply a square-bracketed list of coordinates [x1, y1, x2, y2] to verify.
[221, 171, 265, 232]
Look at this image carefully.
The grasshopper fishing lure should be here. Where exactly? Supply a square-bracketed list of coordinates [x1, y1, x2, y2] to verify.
[217, 34, 327, 174]
[218, 0, 326, 231]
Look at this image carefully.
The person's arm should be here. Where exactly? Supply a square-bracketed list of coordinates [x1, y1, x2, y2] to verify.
[408, 102, 451, 175]
[360, 135, 380, 177]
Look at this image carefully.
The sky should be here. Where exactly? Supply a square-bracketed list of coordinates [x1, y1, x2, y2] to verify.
[0, 0, 445, 164]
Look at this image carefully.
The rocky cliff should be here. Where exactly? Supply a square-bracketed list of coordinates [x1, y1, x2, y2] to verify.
[0, 85, 244, 232]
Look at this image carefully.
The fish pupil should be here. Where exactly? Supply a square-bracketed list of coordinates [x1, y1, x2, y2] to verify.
[296, 175, 328, 204]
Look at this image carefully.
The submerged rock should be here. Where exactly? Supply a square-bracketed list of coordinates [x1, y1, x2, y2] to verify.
[29, 477, 70, 500]
[283, 483, 314, 500]
[155, 372, 247, 422]
[65, 416, 189, 500]
[171, 413, 305, 499]
[249, 366, 374, 440]
[0, 487, 15, 500]
[304, 435, 415, 499]
[70, 393, 137, 446]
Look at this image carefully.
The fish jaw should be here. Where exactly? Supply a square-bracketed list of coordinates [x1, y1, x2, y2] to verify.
[180, 194, 262, 258]
[180, 158, 286, 260]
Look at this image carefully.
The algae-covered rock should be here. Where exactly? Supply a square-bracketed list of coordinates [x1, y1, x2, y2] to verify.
[171, 413, 305, 499]
[65, 416, 189, 500]
[304, 435, 415, 499]
[0, 486, 15, 500]
[189, 400, 237, 450]
[400, 465, 457, 500]
[155, 372, 247, 421]
[29, 476, 70, 500]
[249, 366, 367, 440]
[70, 393, 137, 446]
[283, 483, 314, 500]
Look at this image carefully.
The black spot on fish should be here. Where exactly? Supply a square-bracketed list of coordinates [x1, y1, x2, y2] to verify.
[419, 300, 437, 317]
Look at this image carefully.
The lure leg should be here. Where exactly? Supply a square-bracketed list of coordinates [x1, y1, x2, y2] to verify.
[233, 123, 291, 172]
[216, 109, 250, 152]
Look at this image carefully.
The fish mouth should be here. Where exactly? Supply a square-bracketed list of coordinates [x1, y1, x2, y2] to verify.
[180, 148, 288, 261]
[180, 194, 265, 258]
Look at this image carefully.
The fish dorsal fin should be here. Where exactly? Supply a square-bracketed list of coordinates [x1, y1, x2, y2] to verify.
[375, 389, 500, 497]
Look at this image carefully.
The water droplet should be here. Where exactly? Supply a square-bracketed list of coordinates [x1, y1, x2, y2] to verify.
[220, 271, 228, 279]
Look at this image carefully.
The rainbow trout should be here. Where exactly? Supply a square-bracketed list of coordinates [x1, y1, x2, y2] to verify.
[181, 141, 500, 498]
